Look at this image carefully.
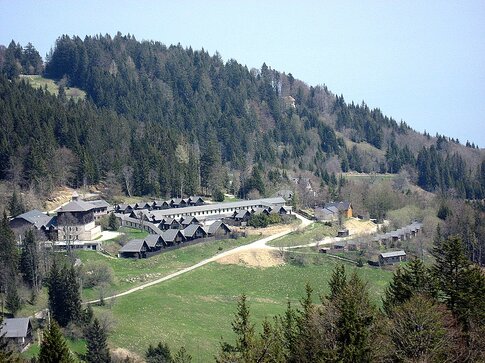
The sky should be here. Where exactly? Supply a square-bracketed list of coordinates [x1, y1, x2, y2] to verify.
[1, 1, 484, 146]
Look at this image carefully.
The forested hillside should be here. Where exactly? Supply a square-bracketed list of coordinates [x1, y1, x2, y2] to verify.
[0, 33, 484, 199]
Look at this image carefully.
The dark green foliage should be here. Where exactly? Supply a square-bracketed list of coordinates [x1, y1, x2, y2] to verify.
[8, 190, 26, 217]
[248, 213, 282, 228]
[85, 318, 111, 363]
[20, 229, 41, 290]
[5, 276, 21, 316]
[383, 258, 438, 314]
[47, 261, 81, 327]
[0, 212, 19, 293]
[38, 320, 73, 363]
[173, 347, 192, 363]
[433, 236, 485, 331]
[107, 213, 119, 231]
[334, 272, 376, 363]
[146, 342, 173, 363]
[389, 295, 454, 362]
[211, 189, 225, 202]
[328, 264, 347, 301]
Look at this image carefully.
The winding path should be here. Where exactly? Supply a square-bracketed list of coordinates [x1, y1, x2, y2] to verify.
[86, 213, 313, 304]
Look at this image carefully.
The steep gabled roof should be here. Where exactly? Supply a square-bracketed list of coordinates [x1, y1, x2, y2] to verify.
[0, 318, 31, 338]
[182, 224, 206, 238]
[58, 200, 95, 213]
[207, 221, 231, 235]
[144, 234, 162, 248]
[161, 229, 184, 243]
[12, 209, 54, 228]
[119, 239, 148, 253]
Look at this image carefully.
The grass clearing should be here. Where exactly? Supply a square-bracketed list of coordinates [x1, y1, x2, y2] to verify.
[19, 75, 86, 101]
[98, 257, 392, 361]
[77, 235, 260, 301]
[267, 222, 337, 247]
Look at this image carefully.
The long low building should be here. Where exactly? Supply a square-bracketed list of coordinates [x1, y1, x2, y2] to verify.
[147, 197, 289, 221]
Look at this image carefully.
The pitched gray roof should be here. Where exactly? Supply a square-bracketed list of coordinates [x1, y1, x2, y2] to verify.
[207, 221, 230, 235]
[149, 197, 286, 220]
[144, 235, 161, 248]
[325, 201, 351, 211]
[88, 200, 110, 208]
[182, 224, 206, 238]
[161, 229, 184, 242]
[119, 239, 148, 253]
[0, 318, 31, 338]
[380, 250, 406, 258]
[13, 209, 54, 228]
[58, 200, 96, 213]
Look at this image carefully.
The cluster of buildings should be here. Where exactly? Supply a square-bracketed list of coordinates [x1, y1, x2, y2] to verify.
[9, 192, 110, 250]
[115, 197, 292, 258]
[314, 201, 353, 222]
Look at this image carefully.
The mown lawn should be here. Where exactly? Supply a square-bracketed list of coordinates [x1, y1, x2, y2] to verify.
[77, 235, 260, 301]
[97, 257, 392, 361]
[267, 222, 337, 247]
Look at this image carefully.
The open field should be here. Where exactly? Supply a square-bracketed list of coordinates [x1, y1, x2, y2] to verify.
[77, 235, 260, 301]
[267, 222, 337, 247]
[97, 258, 393, 361]
[19, 75, 86, 101]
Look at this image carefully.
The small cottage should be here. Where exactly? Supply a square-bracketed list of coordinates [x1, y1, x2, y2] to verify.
[0, 318, 32, 350]
[118, 239, 149, 258]
[379, 250, 407, 265]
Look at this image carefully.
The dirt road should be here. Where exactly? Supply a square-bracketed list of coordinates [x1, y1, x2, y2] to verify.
[86, 213, 312, 304]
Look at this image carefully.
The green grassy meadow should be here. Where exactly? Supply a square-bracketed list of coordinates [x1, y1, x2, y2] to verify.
[97, 258, 392, 361]
[268, 222, 337, 247]
[77, 235, 260, 301]
[19, 75, 86, 101]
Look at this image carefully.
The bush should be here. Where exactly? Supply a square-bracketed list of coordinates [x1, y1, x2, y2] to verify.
[248, 213, 282, 228]
[212, 189, 225, 202]
[80, 261, 114, 288]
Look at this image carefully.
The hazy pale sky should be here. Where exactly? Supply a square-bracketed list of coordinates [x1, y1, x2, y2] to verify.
[1, 1, 484, 146]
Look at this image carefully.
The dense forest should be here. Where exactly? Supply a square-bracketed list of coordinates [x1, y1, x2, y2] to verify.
[0, 33, 484, 200]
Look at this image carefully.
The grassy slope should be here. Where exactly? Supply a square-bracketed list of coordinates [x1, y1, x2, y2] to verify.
[78, 235, 260, 301]
[19, 75, 86, 101]
[98, 259, 392, 361]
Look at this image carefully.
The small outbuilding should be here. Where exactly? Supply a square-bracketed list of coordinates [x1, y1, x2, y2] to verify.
[0, 318, 33, 350]
[206, 221, 231, 238]
[118, 239, 149, 258]
[182, 224, 207, 241]
[379, 250, 407, 265]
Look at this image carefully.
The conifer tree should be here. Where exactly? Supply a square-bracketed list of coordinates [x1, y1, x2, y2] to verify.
[173, 346, 192, 363]
[85, 318, 111, 363]
[38, 320, 73, 363]
[383, 258, 437, 314]
[327, 264, 347, 301]
[47, 261, 81, 327]
[6, 277, 21, 316]
[20, 229, 41, 290]
[146, 341, 172, 363]
[8, 190, 25, 217]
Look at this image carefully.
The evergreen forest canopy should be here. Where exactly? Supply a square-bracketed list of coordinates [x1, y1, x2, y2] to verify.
[0, 33, 484, 199]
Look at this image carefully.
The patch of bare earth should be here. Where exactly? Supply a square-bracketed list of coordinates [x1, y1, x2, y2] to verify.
[344, 219, 378, 236]
[217, 249, 284, 268]
[241, 224, 293, 237]
[111, 348, 144, 363]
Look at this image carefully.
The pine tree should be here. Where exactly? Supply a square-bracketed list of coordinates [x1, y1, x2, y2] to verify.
[85, 318, 111, 363]
[0, 315, 14, 362]
[173, 346, 192, 363]
[20, 229, 41, 290]
[146, 341, 173, 363]
[383, 258, 437, 314]
[38, 320, 73, 363]
[327, 264, 347, 301]
[0, 212, 19, 297]
[433, 236, 485, 330]
[336, 272, 376, 363]
[8, 190, 25, 217]
[108, 213, 119, 231]
[6, 277, 21, 316]
[47, 261, 81, 327]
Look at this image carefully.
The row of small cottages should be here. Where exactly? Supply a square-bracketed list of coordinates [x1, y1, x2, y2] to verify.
[118, 221, 231, 258]
[372, 222, 422, 245]
[115, 196, 205, 214]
